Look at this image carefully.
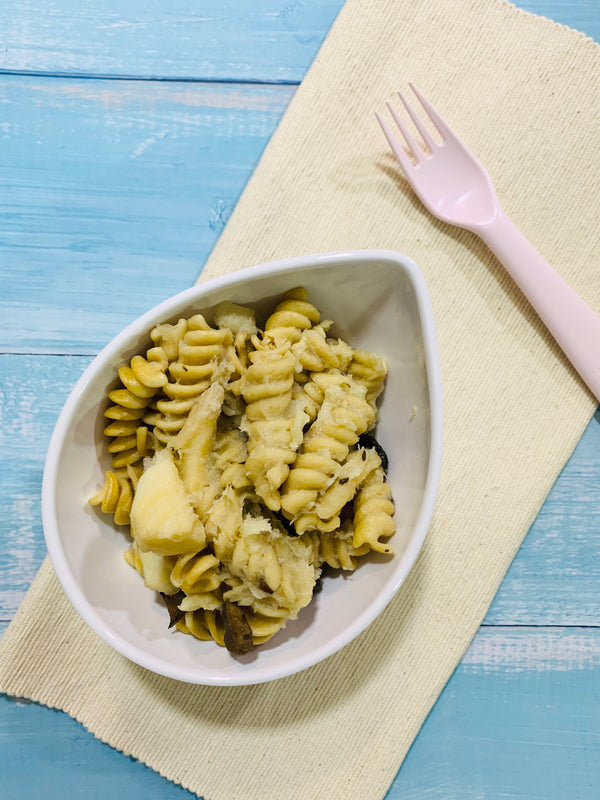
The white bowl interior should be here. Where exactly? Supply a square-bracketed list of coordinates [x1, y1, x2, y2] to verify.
[43, 250, 442, 685]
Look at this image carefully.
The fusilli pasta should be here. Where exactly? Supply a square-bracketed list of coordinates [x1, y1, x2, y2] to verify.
[89, 288, 394, 655]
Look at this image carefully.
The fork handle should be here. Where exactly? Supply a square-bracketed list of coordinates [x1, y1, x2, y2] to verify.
[478, 210, 600, 403]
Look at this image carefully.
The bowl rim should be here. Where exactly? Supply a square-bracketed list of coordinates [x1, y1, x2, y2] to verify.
[41, 248, 443, 685]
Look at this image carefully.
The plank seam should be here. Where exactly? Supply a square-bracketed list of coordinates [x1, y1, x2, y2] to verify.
[2, 619, 598, 629]
[0, 68, 301, 87]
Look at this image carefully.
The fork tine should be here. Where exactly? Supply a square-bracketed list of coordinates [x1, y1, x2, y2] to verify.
[397, 89, 437, 152]
[408, 82, 452, 140]
[385, 101, 425, 164]
[375, 111, 414, 174]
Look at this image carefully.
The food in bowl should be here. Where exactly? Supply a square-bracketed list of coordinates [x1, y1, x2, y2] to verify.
[89, 287, 395, 655]
[43, 249, 442, 685]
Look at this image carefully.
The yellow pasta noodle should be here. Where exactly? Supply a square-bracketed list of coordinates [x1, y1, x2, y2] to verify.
[280, 380, 375, 531]
[89, 470, 133, 526]
[146, 315, 234, 445]
[313, 529, 370, 571]
[170, 550, 221, 595]
[92, 346, 169, 524]
[349, 348, 388, 408]
[241, 338, 304, 511]
[352, 464, 396, 554]
[264, 286, 320, 339]
[292, 323, 354, 374]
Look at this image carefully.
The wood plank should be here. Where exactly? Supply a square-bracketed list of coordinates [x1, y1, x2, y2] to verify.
[1, 627, 598, 799]
[0, 2, 597, 82]
[1, 354, 599, 627]
[390, 627, 600, 799]
[0, 355, 92, 618]
[484, 406, 600, 625]
[0, 75, 294, 354]
[0, 1, 344, 82]
[519, 0, 600, 41]
[0, 696, 195, 800]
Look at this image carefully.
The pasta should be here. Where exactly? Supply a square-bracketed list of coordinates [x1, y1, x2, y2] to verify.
[89, 288, 395, 656]
[352, 464, 396, 553]
[89, 350, 167, 524]
[241, 337, 299, 510]
[89, 469, 135, 526]
[143, 315, 233, 445]
[349, 348, 388, 405]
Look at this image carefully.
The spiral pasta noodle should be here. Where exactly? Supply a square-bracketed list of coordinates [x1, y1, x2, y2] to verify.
[241, 339, 300, 510]
[280, 381, 375, 532]
[145, 315, 234, 445]
[292, 324, 354, 374]
[89, 288, 394, 655]
[313, 530, 370, 571]
[90, 350, 168, 524]
[89, 470, 134, 526]
[176, 609, 226, 645]
[170, 551, 221, 595]
[264, 286, 321, 340]
[349, 348, 388, 407]
[352, 464, 395, 554]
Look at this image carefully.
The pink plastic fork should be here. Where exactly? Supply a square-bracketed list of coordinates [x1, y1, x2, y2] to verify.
[377, 84, 600, 403]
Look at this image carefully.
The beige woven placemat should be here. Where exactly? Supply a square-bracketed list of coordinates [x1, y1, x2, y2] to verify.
[2, 1, 600, 798]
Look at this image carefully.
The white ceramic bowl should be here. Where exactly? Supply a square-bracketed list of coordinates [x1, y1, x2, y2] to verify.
[42, 249, 443, 685]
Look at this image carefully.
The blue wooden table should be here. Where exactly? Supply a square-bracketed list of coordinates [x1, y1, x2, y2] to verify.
[1, 2, 599, 798]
